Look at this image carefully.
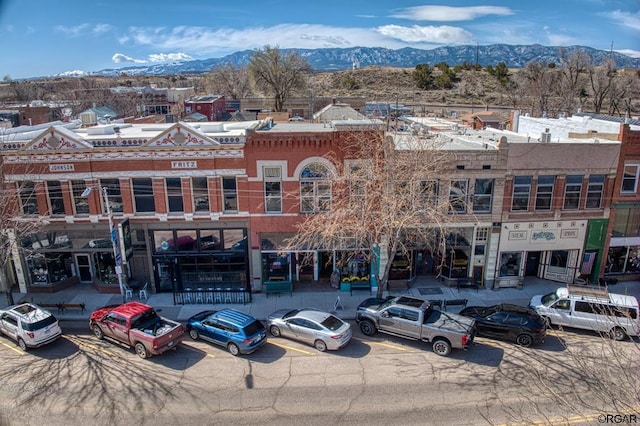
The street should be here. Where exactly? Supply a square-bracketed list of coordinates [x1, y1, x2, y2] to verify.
[0, 322, 637, 426]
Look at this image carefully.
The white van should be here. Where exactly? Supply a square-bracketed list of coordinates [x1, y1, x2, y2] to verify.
[530, 285, 639, 341]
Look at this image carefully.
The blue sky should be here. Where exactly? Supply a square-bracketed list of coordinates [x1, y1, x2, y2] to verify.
[0, 0, 638, 79]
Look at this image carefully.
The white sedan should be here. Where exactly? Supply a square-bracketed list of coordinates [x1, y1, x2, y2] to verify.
[266, 308, 352, 351]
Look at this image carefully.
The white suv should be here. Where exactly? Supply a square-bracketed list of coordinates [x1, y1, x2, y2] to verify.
[0, 303, 62, 350]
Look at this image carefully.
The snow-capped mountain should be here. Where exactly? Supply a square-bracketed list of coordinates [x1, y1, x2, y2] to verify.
[60, 44, 640, 78]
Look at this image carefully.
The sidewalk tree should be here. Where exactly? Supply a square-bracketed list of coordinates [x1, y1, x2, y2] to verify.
[283, 125, 459, 297]
[248, 45, 310, 112]
[0, 159, 46, 305]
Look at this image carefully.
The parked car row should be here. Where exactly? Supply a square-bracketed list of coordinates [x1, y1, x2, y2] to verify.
[1, 286, 638, 359]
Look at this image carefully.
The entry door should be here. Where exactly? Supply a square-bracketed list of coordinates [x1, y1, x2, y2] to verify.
[75, 254, 93, 283]
[156, 261, 175, 293]
[525, 252, 541, 276]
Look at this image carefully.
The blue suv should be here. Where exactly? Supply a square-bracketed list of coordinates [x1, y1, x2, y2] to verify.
[186, 309, 267, 356]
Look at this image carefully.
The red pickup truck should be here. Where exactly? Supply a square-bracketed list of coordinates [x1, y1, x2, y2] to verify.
[89, 302, 184, 358]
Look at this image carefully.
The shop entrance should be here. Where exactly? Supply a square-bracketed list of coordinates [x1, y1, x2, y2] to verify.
[75, 254, 93, 283]
[155, 261, 175, 293]
[525, 251, 541, 276]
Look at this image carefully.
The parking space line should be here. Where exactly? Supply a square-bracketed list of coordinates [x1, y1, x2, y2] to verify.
[268, 341, 316, 355]
[353, 337, 417, 352]
[0, 341, 24, 354]
[180, 342, 216, 358]
[64, 335, 116, 357]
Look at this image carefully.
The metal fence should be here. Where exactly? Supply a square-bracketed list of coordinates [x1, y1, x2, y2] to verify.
[173, 288, 251, 305]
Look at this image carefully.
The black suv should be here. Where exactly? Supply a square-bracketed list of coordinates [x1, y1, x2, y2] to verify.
[459, 303, 546, 347]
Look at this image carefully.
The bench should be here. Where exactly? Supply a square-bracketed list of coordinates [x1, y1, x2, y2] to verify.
[263, 280, 292, 297]
[456, 278, 479, 292]
[38, 302, 86, 314]
[443, 299, 468, 311]
[350, 280, 371, 296]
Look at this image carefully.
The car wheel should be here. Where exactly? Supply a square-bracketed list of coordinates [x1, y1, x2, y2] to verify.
[134, 342, 148, 359]
[359, 320, 376, 336]
[610, 327, 627, 341]
[189, 329, 199, 340]
[269, 325, 281, 337]
[516, 333, 534, 347]
[92, 324, 104, 340]
[432, 338, 451, 357]
[17, 338, 27, 351]
[227, 343, 240, 356]
[314, 340, 327, 352]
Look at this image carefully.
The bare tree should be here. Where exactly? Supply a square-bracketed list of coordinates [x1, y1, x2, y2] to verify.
[0, 158, 46, 305]
[588, 58, 616, 114]
[283, 126, 459, 297]
[517, 61, 558, 117]
[248, 45, 311, 112]
[205, 63, 252, 100]
[557, 49, 590, 115]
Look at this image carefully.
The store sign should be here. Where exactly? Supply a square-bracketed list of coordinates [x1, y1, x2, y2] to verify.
[49, 164, 74, 172]
[171, 161, 197, 169]
[531, 231, 556, 242]
[560, 229, 578, 239]
[508, 231, 527, 240]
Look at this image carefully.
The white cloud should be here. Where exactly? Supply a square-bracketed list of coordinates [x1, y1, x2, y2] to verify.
[391, 5, 513, 22]
[148, 52, 193, 62]
[602, 10, 640, 31]
[543, 27, 579, 46]
[112, 53, 147, 64]
[55, 23, 112, 37]
[376, 25, 473, 44]
[616, 49, 640, 58]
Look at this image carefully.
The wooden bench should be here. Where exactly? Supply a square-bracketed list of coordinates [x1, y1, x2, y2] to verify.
[38, 302, 86, 314]
[456, 278, 479, 292]
[263, 280, 292, 297]
[350, 280, 371, 296]
[443, 299, 468, 311]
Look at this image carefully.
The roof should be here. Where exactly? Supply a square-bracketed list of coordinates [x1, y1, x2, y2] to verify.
[313, 102, 367, 121]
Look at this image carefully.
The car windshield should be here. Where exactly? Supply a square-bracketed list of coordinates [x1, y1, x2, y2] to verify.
[243, 320, 265, 336]
[541, 291, 559, 306]
[22, 314, 57, 331]
[320, 315, 344, 331]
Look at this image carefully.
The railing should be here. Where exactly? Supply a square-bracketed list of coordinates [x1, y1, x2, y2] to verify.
[173, 287, 251, 305]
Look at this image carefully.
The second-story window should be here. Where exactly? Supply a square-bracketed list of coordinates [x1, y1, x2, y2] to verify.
[100, 179, 123, 214]
[586, 175, 605, 209]
[132, 178, 155, 213]
[222, 177, 238, 212]
[419, 179, 439, 208]
[19, 181, 37, 215]
[535, 175, 554, 211]
[46, 180, 64, 215]
[72, 180, 89, 214]
[166, 178, 183, 213]
[192, 177, 209, 213]
[563, 175, 583, 210]
[622, 164, 639, 194]
[512, 176, 532, 211]
[449, 179, 468, 213]
[300, 163, 331, 213]
[264, 167, 282, 213]
[472, 178, 493, 213]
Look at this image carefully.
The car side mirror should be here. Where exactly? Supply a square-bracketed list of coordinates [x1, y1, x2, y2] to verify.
[381, 311, 389, 318]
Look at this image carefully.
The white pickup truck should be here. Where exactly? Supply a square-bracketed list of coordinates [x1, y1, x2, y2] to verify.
[356, 296, 476, 356]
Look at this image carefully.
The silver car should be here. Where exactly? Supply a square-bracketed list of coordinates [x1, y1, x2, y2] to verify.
[266, 308, 352, 351]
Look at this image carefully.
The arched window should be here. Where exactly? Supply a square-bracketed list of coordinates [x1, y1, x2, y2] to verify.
[300, 163, 331, 213]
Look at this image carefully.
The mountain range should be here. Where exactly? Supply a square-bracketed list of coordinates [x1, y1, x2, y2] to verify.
[63, 44, 640, 78]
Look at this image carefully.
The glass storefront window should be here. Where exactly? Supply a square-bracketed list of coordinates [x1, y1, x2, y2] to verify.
[27, 253, 74, 285]
[549, 250, 569, 273]
[606, 246, 640, 274]
[93, 252, 118, 284]
[175, 230, 198, 251]
[499, 252, 522, 277]
[153, 230, 175, 253]
[262, 253, 290, 281]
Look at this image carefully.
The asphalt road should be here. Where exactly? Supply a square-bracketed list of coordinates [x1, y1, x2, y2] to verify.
[0, 322, 637, 426]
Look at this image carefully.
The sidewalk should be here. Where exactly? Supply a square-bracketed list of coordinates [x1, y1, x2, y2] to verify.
[10, 276, 640, 323]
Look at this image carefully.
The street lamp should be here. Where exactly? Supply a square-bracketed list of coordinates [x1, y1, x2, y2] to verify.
[82, 186, 125, 303]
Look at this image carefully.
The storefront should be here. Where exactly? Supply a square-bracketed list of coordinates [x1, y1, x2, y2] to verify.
[150, 227, 250, 298]
[496, 220, 587, 287]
